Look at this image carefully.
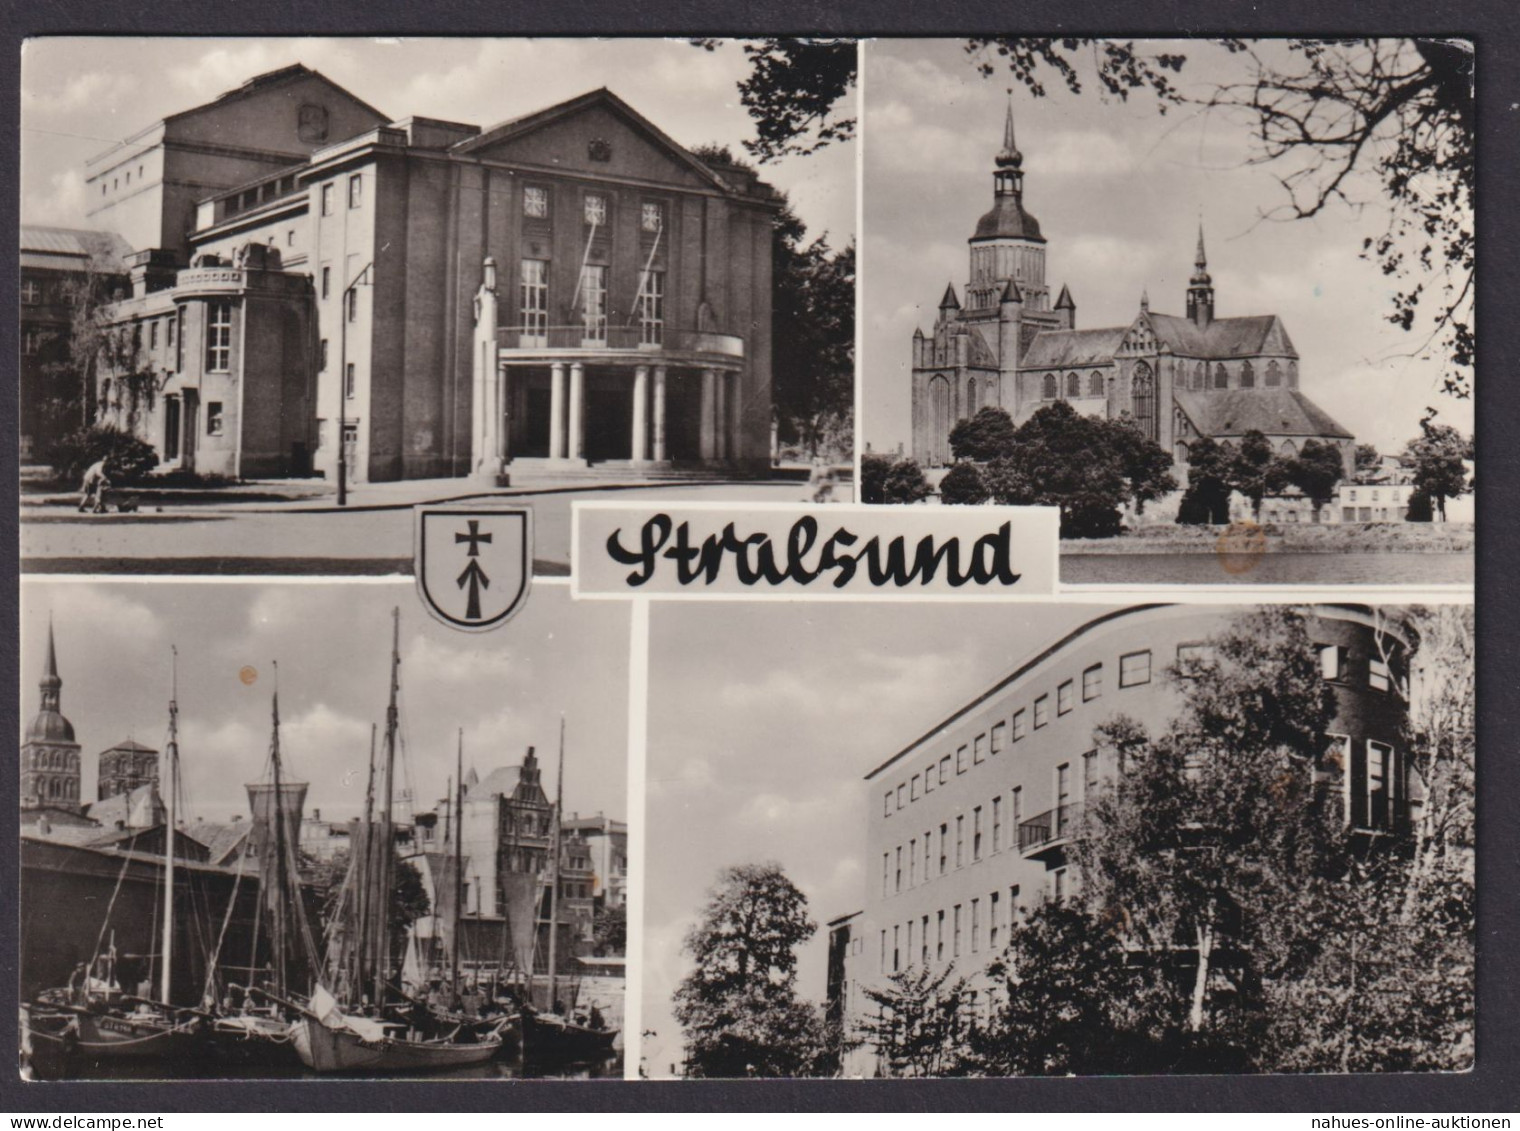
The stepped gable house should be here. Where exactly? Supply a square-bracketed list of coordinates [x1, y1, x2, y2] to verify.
[85, 65, 780, 483]
[909, 99, 1354, 475]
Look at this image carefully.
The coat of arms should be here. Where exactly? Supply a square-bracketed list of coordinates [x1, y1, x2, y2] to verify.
[414, 506, 532, 631]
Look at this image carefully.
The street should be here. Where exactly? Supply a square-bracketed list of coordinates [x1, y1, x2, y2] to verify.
[20, 481, 824, 575]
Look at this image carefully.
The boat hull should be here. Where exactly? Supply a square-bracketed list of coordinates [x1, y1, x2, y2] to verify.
[291, 1017, 502, 1074]
[520, 1012, 618, 1066]
[203, 1015, 303, 1067]
[72, 1012, 187, 1060]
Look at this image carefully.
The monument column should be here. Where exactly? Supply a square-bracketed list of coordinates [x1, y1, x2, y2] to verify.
[568, 362, 586, 460]
[632, 365, 650, 461]
[652, 366, 668, 461]
[549, 362, 567, 460]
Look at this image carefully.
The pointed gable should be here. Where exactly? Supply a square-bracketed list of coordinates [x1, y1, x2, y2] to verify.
[455, 88, 729, 194]
[1147, 313, 1298, 360]
[163, 64, 390, 157]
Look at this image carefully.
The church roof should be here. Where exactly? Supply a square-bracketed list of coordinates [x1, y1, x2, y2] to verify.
[1021, 326, 1128, 369]
[1174, 388, 1353, 440]
[101, 739, 157, 755]
[971, 194, 1044, 243]
[1055, 284, 1075, 310]
[1147, 313, 1298, 360]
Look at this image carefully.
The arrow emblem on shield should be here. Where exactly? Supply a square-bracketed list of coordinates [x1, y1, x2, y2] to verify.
[414, 507, 532, 631]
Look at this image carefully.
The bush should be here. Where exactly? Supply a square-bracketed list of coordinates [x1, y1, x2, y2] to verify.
[938, 462, 988, 505]
[1406, 489, 1434, 522]
[44, 425, 158, 485]
[862, 452, 932, 505]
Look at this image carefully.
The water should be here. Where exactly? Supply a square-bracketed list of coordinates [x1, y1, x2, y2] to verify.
[29, 1049, 621, 1082]
[1061, 551, 1474, 586]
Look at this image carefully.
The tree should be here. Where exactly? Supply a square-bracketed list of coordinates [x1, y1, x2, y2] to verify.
[592, 902, 627, 956]
[1355, 443, 1383, 478]
[948, 406, 1018, 462]
[856, 963, 972, 1077]
[317, 850, 430, 937]
[693, 39, 857, 163]
[862, 452, 933, 506]
[1285, 438, 1347, 522]
[1176, 437, 1234, 525]
[967, 38, 1474, 401]
[938, 462, 988, 505]
[1228, 431, 1282, 522]
[1109, 416, 1179, 515]
[1403, 417, 1470, 521]
[673, 863, 835, 1077]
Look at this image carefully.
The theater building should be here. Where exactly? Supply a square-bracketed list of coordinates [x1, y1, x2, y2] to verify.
[829, 604, 1413, 1072]
[83, 67, 780, 484]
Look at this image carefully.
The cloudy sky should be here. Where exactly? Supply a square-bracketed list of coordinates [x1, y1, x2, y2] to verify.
[19, 37, 855, 247]
[861, 38, 1474, 455]
[639, 598, 1105, 1078]
[19, 579, 630, 827]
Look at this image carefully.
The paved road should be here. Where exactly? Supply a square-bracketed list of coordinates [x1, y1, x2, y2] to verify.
[21, 482, 819, 575]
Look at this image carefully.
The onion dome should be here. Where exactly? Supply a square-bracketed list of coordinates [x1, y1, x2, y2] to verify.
[27, 621, 76, 744]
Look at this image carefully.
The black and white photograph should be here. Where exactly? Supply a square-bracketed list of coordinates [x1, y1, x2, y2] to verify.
[18, 37, 857, 576]
[859, 39, 1474, 587]
[640, 599, 1474, 1077]
[18, 579, 631, 1079]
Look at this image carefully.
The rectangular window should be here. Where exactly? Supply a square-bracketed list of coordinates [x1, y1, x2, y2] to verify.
[923, 833, 932, 881]
[347, 173, 362, 209]
[882, 853, 889, 897]
[1367, 740, 1394, 829]
[911, 773, 920, 801]
[972, 898, 981, 953]
[20, 278, 41, 304]
[1056, 763, 1072, 837]
[956, 745, 968, 774]
[580, 264, 608, 344]
[939, 755, 950, 784]
[149, 320, 158, 350]
[583, 192, 607, 226]
[321, 183, 334, 216]
[1369, 657, 1391, 692]
[884, 791, 892, 818]
[921, 915, 930, 966]
[1052, 868, 1067, 904]
[167, 313, 176, 352]
[972, 806, 983, 861]
[991, 721, 1005, 753]
[924, 763, 935, 794]
[524, 185, 549, 219]
[1012, 785, 1022, 828]
[1082, 664, 1102, 701]
[319, 339, 328, 371]
[880, 930, 886, 970]
[205, 300, 232, 372]
[641, 200, 663, 232]
[346, 287, 359, 323]
[909, 838, 917, 887]
[905, 920, 914, 969]
[22, 329, 40, 356]
[175, 307, 185, 371]
[637, 269, 665, 346]
[1058, 680, 1074, 716]
[519, 258, 549, 345]
[895, 846, 903, 893]
[974, 734, 986, 765]
[939, 823, 948, 875]
[345, 363, 356, 400]
[955, 816, 964, 867]
[321, 265, 331, 299]
[1319, 644, 1348, 681]
[936, 911, 945, 962]
[953, 905, 962, 958]
[1033, 695, 1049, 729]
[1120, 650, 1152, 687]
[896, 783, 906, 809]
[1083, 749, 1098, 797]
[992, 796, 1002, 852]
[990, 891, 1001, 950]
[206, 402, 224, 436]
[1012, 709, 1026, 741]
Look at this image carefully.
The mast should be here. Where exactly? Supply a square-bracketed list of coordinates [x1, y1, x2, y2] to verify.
[453, 728, 464, 997]
[546, 716, 565, 1011]
[160, 647, 179, 1004]
[372, 607, 401, 1009]
[269, 666, 290, 996]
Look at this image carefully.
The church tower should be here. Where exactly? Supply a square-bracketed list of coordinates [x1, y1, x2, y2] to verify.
[21, 621, 83, 812]
[1186, 223, 1215, 327]
[966, 95, 1049, 314]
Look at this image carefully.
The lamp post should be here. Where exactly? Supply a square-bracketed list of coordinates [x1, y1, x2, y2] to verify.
[336, 261, 373, 507]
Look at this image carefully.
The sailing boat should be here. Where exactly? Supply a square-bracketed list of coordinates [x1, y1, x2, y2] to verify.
[520, 718, 617, 1068]
[289, 609, 503, 1073]
[63, 649, 198, 1060]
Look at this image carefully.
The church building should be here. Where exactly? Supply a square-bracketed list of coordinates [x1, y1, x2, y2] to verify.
[910, 101, 1354, 477]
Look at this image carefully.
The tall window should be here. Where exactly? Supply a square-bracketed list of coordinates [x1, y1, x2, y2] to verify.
[881, 853, 889, 896]
[895, 846, 903, 893]
[523, 186, 549, 219]
[1088, 371, 1104, 397]
[1214, 362, 1229, 389]
[580, 264, 608, 344]
[1369, 657, 1392, 692]
[956, 745, 968, 774]
[1131, 361, 1156, 441]
[321, 265, 331, 299]
[1042, 373, 1057, 399]
[1033, 695, 1049, 729]
[175, 307, 186, 371]
[955, 816, 964, 867]
[641, 201, 663, 232]
[990, 891, 1002, 950]
[1058, 680, 1074, 716]
[1065, 372, 1081, 398]
[1056, 763, 1071, 835]
[974, 734, 986, 764]
[924, 763, 935, 794]
[922, 915, 931, 965]
[20, 278, 40, 304]
[1266, 359, 1283, 387]
[1240, 360, 1255, 388]
[347, 173, 362, 209]
[1083, 664, 1103, 701]
[972, 806, 983, 860]
[205, 301, 232, 372]
[520, 259, 549, 345]
[1012, 709, 1026, 741]
[909, 838, 917, 886]
[1083, 749, 1099, 797]
[953, 905, 962, 958]
[583, 193, 607, 226]
[319, 339, 329, 371]
[991, 721, 1005, 753]
[1319, 644, 1348, 681]
[321, 183, 334, 216]
[936, 911, 945, 961]
[992, 796, 1002, 851]
[939, 755, 950, 784]
[346, 288, 359, 323]
[923, 834, 932, 881]
[345, 362, 356, 400]
[1367, 741, 1392, 829]
[638, 269, 665, 346]
[1011, 785, 1022, 828]
[939, 823, 948, 875]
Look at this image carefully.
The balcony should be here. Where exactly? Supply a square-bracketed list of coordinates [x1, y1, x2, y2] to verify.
[1018, 804, 1081, 858]
[497, 325, 744, 363]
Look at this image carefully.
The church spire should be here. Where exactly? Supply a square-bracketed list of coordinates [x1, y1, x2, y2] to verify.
[999, 91, 1020, 165]
[1187, 219, 1215, 328]
[993, 90, 1024, 198]
[41, 616, 61, 710]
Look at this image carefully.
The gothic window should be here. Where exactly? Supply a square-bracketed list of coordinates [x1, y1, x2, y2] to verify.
[967, 377, 979, 415]
[1194, 362, 1206, 391]
[1065, 372, 1081, 398]
[1266, 360, 1283, 387]
[1088, 371, 1104, 397]
[1131, 362, 1157, 441]
[1240, 360, 1255, 388]
[1287, 361, 1298, 387]
[1279, 439, 1298, 457]
[1042, 373, 1058, 400]
[1214, 363, 1229, 389]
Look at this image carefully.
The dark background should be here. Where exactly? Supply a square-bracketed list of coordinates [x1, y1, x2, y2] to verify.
[1, 0, 1513, 1114]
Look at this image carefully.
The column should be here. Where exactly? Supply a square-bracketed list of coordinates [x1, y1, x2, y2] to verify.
[652, 366, 668, 462]
[549, 362, 566, 460]
[727, 372, 741, 462]
[714, 372, 728, 460]
[568, 362, 585, 460]
[632, 365, 650, 462]
[496, 367, 510, 464]
[699, 368, 716, 461]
